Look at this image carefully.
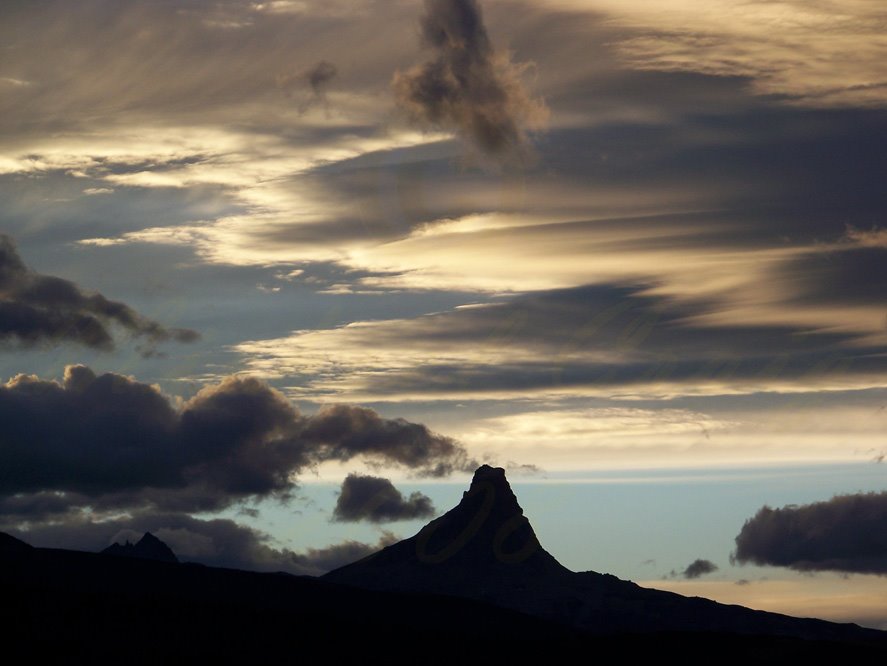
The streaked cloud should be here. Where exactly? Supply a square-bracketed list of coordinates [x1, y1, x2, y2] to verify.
[539, 0, 887, 106]
[234, 283, 887, 402]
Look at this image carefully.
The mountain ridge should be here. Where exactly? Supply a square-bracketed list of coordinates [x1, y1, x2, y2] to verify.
[2, 465, 885, 661]
[324, 465, 884, 642]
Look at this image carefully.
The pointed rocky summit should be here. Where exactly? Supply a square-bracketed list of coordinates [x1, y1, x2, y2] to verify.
[325, 464, 571, 598]
[101, 532, 179, 564]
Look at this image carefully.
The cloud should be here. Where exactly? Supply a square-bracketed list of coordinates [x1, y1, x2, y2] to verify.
[0, 234, 198, 354]
[332, 473, 436, 523]
[683, 558, 718, 579]
[236, 283, 887, 402]
[733, 493, 887, 575]
[3, 512, 396, 576]
[0, 365, 475, 517]
[299, 531, 399, 573]
[393, 0, 547, 158]
[779, 246, 887, 307]
[301, 404, 476, 476]
[277, 60, 338, 114]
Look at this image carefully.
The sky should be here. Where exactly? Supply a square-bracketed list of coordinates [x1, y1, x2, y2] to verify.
[1, 0, 887, 629]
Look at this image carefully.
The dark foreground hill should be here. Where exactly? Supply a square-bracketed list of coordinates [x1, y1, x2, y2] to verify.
[2, 468, 886, 663]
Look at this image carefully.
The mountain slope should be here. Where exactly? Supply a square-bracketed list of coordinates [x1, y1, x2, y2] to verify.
[325, 465, 885, 643]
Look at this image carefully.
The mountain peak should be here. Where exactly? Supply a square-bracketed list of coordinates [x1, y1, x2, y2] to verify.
[324, 465, 570, 593]
[467, 464, 514, 497]
[471, 463, 507, 483]
[101, 532, 179, 564]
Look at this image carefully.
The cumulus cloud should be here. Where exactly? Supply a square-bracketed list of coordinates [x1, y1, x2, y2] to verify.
[277, 60, 338, 113]
[0, 366, 475, 517]
[733, 493, 887, 575]
[393, 0, 547, 158]
[0, 234, 198, 354]
[683, 558, 718, 579]
[332, 474, 436, 523]
[4, 512, 397, 576]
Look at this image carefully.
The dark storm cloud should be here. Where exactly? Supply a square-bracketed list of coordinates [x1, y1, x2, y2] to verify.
[683, 559, 718, 579]
[2, 512, 397, 575]
[0, 365, 474, 515]
[393, 0, 547, 158]
[0, 234, 198, 353]
[332, 473, 436, 523]
[733, 493, 887, 575]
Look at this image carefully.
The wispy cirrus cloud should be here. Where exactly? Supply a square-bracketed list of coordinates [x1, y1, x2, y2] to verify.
[538, 0, 887, 106]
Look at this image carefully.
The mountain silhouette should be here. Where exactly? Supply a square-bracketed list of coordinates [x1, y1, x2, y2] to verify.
[2, 499, 887, 663]
[325, 465, 882, 641]
[101, 531, 179, 564]
[0, 531, 33, 555]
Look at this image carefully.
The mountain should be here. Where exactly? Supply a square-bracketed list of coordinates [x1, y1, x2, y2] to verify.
[325, 465, 883, 642]
[0, 531, 33, 554]
[2, 517, 886, 662]
[0, 532, 600, 664]
[100, 531, 179, 563]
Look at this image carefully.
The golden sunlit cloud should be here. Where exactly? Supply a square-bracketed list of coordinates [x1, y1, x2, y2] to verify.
[539, 0, 887, 106]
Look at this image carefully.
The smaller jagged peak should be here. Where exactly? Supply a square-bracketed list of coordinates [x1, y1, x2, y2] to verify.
[137, 532, 165, 548]
[101, 531, 178, 564]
